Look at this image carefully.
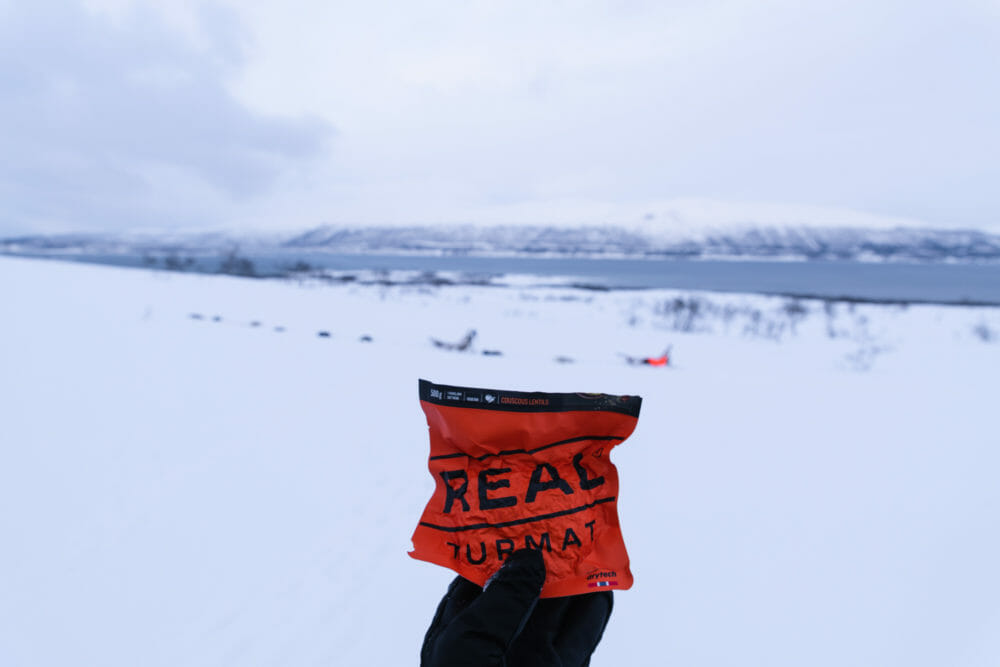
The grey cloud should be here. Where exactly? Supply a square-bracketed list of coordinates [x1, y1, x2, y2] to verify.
[0, 2, 333, 232]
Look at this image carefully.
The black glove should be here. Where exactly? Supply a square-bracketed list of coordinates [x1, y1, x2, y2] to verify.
[421, 549, 613, 667]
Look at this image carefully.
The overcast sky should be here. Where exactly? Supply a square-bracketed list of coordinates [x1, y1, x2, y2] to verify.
[2, 0, 998, 235]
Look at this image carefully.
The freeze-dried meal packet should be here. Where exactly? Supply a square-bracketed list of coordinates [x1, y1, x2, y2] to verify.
[409, 379, 641, 597]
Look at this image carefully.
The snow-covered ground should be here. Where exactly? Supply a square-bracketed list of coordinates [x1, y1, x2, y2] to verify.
[1, 255, 998, 666]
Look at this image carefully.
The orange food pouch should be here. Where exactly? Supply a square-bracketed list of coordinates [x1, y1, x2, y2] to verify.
[409, 379, 641, 598]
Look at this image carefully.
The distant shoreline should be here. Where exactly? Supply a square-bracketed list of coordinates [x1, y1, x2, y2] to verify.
[4, 250, 999, 307]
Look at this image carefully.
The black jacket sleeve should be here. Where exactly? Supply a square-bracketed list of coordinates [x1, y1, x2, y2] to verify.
[421, 549, 613, 667]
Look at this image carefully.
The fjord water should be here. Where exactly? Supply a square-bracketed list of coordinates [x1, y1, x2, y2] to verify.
[283, 253, 1000, 304]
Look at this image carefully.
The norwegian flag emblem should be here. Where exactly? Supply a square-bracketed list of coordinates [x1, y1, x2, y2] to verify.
[588, 580, 617, 588]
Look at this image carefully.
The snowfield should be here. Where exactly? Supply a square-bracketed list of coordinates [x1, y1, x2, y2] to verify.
[1, 255, 998, 666]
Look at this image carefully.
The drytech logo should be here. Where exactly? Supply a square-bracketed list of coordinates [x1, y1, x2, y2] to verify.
[586, 570, 619, 588]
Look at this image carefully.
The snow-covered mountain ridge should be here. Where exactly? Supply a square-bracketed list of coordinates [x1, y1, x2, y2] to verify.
[284, 224, 1000, 262]
[3, 224, 1000, 262]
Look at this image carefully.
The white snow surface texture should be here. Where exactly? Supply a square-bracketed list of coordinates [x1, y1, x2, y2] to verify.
[1, 255, 998, 666]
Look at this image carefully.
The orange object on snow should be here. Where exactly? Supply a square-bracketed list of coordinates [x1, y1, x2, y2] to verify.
[409, 379, 641, 598]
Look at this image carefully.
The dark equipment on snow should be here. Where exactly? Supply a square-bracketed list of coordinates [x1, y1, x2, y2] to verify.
[431, 329, 477, 351]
